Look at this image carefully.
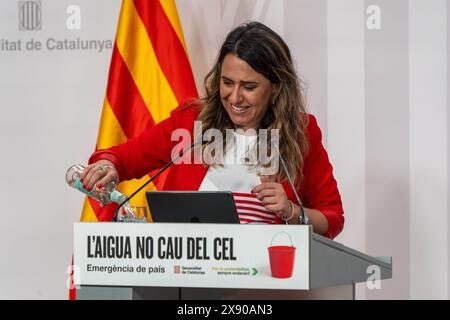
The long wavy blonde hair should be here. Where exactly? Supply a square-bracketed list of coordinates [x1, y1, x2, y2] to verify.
[196, 22, 309, 186]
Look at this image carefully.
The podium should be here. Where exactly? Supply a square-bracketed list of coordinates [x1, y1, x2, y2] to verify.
[73, 222, 392, 300]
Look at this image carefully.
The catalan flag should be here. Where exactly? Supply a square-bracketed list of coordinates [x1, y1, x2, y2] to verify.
[69, 0, 197, 299]
[81, 0, 197, 222]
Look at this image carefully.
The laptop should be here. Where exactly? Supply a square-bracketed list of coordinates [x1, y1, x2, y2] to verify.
[146, 191, 240, 224]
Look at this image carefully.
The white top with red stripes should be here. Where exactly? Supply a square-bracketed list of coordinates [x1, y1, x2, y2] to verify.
[198, 132, 276, 224]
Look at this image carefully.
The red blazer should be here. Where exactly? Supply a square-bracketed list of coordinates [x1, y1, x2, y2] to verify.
[90, 103, 344, 239]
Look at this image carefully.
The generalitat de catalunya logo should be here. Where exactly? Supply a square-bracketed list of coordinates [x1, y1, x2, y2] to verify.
[19, 0, 42, 31]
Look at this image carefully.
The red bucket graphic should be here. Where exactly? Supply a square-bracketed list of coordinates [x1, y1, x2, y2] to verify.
[268, 232, 296, 278]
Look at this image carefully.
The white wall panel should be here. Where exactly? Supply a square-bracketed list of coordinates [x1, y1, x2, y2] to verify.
[409, 0, 448, 300]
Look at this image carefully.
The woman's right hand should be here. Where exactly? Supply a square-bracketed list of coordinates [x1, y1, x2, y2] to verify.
[80, 160, 119, 192]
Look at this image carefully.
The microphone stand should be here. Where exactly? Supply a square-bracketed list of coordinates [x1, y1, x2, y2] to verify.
[113, 142, 200, 222]
[277, 149, 307, 225]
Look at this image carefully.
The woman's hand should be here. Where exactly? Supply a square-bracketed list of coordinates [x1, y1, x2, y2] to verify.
[80, 160, 119, 192]
[252, 177, 330, 234]
[251, 175, 293, 220]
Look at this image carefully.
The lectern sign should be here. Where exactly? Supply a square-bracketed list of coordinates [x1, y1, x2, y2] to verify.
[73, 222, 311, 290]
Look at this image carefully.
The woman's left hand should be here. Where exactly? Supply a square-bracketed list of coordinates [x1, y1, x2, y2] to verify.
[251, 175, 292, 220]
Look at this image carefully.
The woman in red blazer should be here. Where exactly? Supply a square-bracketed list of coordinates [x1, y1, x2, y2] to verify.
[81, 22, 344, 239]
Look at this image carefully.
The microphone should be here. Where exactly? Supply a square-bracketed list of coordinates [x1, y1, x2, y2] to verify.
[274, 146, 307, 225]
[113, 141, 202, 222]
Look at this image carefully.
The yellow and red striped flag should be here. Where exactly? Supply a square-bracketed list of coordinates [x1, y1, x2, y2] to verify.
[69, 0, 197, 299]
[81, 0, 197, 223]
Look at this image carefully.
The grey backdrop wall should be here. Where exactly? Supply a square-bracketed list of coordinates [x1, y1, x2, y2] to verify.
[0, 0, 448, 299]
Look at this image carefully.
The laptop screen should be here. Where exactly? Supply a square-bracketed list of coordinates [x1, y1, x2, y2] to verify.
[146, 191, 240, 224]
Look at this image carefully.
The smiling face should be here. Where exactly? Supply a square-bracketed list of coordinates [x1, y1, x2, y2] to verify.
[220, 53, 274, 131]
